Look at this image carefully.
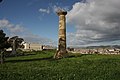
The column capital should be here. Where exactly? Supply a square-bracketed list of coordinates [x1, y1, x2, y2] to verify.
[57, 11, 67, 16]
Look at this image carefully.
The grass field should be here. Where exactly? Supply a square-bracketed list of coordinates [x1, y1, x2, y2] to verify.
[0, 50, 120, 80]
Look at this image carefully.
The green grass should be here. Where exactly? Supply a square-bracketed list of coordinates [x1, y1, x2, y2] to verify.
[0, 50, 120, 80]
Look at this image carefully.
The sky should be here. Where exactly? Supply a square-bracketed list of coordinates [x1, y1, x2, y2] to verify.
[0, 0, 120, 47]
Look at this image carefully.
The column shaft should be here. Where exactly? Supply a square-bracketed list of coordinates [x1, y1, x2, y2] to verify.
[58, 15, 66, 51]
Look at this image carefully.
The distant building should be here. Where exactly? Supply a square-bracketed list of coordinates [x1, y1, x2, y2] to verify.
[6, 48, 12, 51]
[71, 47, 120, 55]
[23, 42, 56, 51]
[23, 42, 43, 51]
[43, 45, 56, 50]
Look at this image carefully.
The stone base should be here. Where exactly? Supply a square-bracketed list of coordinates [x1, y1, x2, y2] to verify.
[54, 50, 68, 59]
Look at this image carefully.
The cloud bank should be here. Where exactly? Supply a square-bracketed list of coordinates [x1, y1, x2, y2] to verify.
[0, 19, 24, 36]
[67, 0, 120, 46]
[0, 19, 56, 46]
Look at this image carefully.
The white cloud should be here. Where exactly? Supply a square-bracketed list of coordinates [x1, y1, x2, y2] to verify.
[67, 0, 120, 46]
[53, 5, 69, 12]
[0, 19, 24, 34]
[0, 19, 56, 46]
[39, 8, 50, 14]
[38, 3, 70, 15]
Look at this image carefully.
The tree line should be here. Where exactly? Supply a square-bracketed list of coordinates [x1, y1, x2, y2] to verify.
[0, 30, 24, 64]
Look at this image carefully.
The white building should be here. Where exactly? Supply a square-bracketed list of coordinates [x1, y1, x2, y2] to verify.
[23, 42, 43, 51]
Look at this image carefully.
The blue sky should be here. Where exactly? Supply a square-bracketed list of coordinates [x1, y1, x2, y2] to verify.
[0, 0, 80, 44]
[0, 0, 120, 47]
[0, 0, 77, 37]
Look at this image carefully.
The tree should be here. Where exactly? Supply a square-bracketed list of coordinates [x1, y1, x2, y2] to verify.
[9, 36, 24, 55]
[0, 30, 10, 64]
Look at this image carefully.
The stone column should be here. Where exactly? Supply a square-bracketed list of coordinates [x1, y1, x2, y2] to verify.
[54, 11, 67, 59]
